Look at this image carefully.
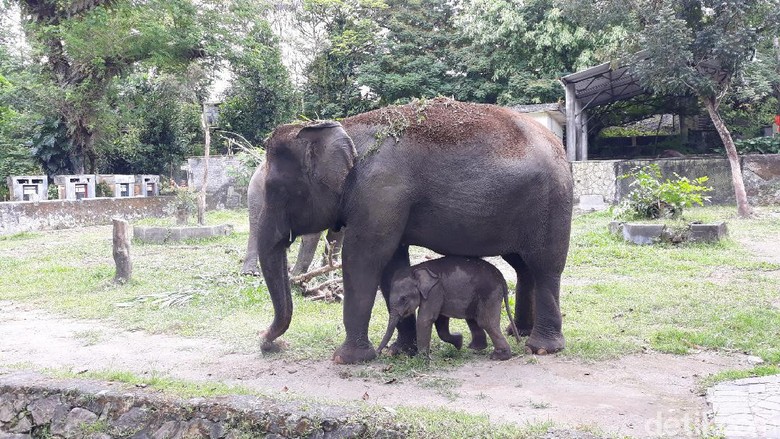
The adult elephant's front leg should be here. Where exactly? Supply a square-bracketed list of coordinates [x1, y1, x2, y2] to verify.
[379, 245, 417, 356]
[526, 272, 564, 355]
[333, 238, 397, 364]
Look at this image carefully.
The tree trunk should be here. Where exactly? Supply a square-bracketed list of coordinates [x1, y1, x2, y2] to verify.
[774, 37, 780, 114]
[112, 218, 132, 284]
[703, 96, 752, 218]
[198, 108, 210, 226]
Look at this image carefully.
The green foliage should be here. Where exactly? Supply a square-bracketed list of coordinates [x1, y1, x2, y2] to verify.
[102, 72, 202, 175]
[357, 0, 500, 106]
[218, 22, 297, 145]
[95, 181, 112, 198]
[616, 164, 712, 219]
[735, 136, 780, 155]
[299, 0, 386, 118]
[458, 0, 629, 105]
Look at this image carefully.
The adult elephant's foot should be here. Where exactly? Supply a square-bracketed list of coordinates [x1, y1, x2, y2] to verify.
[490, 348, 512, 361]
[525, 331, 565, 355]
[506, 323, 532, 337]
[333, 341, 377, 364]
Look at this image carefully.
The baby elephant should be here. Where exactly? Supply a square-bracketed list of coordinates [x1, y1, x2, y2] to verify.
[377, 256, 520, 360]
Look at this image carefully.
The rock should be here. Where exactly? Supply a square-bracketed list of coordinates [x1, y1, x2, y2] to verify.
[0, 399, 14, 423]
[747, 355, 765, 365]
[151, 421, 180, 439]
[9, 415, 32, 434]
[50, 407, 98, 437]
[113, 406, 150, 436]
[29, 395, 61, 425]
[0, 433, 32, 439]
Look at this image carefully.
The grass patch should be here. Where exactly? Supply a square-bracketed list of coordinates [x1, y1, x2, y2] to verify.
[699, 364, 780, 390]
[2, 206, 779, 372]
[52, 368, 257, 399]
[0, 231, 39, 241]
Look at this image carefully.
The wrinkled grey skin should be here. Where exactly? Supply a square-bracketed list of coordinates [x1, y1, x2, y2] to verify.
[255, 100, 573, 363]
[242, 164, 327, 276]
[377, 257, 513, 360]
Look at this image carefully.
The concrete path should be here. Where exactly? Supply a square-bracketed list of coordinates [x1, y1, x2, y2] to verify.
[708, 375, 780, 438]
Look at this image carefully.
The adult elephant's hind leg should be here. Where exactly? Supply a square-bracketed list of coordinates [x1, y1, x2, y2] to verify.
[525, 271, 564, 355]
[502, 253, 535, 337]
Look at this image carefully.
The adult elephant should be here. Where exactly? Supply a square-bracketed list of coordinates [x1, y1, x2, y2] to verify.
[256, 98, 573, 364]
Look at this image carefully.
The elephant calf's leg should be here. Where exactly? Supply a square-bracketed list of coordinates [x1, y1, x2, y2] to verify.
[466, 319, 488, 351]
[434, 316, 463, 350]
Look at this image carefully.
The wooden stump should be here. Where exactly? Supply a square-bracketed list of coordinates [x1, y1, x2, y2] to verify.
[113, 218, 132, 284]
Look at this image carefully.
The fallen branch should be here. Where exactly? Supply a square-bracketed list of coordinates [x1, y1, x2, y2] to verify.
[304, 277, 343, 296]
[290, 262, 342, 284]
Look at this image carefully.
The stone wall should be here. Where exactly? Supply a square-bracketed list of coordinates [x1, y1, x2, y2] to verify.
[0, 372, 403, 439]
[572, 154, 780, 206]
[187, 156, 247, 209]
[0, 197, 174, 236]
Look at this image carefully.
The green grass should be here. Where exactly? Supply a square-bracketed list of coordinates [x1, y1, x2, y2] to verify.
[560, 206, 780, 363]
[698, 364, 780, 390]
[2, 206, 779, 373]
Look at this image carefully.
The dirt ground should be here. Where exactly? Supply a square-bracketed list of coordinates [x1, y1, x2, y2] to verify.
[1, 229, 777, 438]
[0, 299, 757, 438]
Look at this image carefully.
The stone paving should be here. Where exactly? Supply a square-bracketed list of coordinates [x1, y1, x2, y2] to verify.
[707, 375, 780, 438]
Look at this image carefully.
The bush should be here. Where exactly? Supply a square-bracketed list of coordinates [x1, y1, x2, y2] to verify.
[615, 164, 712, 219]
[95, 181, 113, 197]
[734, 136, 780, 155]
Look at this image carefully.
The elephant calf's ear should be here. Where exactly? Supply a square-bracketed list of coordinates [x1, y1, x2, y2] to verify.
[414, 268, 440, 300]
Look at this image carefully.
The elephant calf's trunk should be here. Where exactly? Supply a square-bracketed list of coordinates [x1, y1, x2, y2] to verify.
[376, 315, 400, 354]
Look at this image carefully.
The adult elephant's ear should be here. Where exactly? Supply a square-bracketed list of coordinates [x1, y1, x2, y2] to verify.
[297, 121, 357, 193]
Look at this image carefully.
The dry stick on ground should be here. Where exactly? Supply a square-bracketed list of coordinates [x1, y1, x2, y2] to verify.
[291, 238, 343, 301]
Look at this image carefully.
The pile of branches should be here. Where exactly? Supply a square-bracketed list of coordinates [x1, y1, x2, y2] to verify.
[290, 238, 343, 302]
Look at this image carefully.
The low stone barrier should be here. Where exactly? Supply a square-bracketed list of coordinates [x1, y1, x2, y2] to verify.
[609, 221, 728, 245]
[0, 372, 404, 439]
[0, 197, 175, 237]
[134, 224, 234, 243]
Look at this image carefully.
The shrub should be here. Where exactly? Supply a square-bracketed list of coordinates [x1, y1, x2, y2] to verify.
[95, 181, 113, 197]
[734, 136, 780, 155]
[615, 164, 712, 219]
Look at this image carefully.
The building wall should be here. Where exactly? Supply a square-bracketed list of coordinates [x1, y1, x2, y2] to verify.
[572, 154, 780, 206]
[187, 156, 247, 209]
[0, 197, 174, 236]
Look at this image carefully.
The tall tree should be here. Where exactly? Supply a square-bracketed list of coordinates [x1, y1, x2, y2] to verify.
[298, 0, 386, 118]
[219, 22, 297, 146]
[7, 0, 206, 174]
[358, 0, 503, 105]
[629, 0, 780, 217]
[458, 0, 628, 104]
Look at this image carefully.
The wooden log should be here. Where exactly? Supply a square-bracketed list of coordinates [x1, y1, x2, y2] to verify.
[112, 218, 132, 284]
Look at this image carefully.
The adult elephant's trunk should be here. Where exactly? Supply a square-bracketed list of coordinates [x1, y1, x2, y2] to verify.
[258, 222, 293, 351]
[377, 314, 401, 354]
